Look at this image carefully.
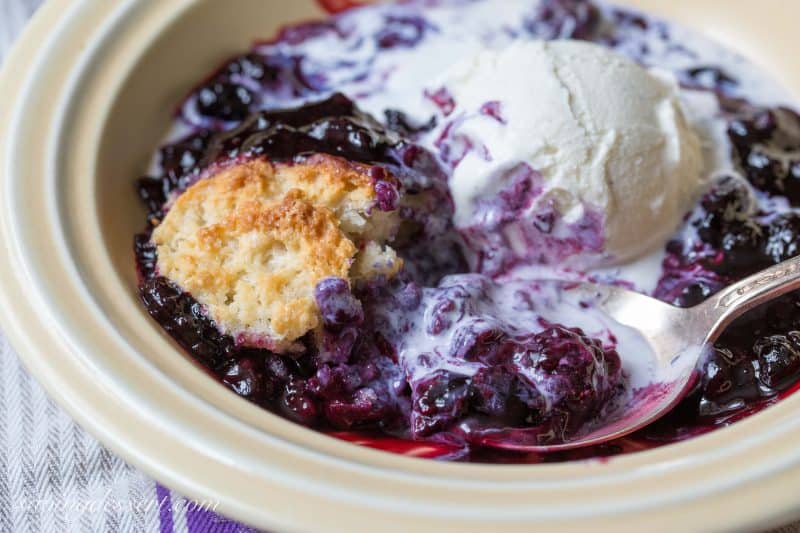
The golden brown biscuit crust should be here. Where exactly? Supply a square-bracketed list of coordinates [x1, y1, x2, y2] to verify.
[152, 154, 402, 351]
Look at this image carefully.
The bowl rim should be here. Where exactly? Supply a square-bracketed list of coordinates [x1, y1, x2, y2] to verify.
[3, 0, 800, 531]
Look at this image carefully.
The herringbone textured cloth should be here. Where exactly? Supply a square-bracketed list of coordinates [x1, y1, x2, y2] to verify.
[0, 337, 257, 533]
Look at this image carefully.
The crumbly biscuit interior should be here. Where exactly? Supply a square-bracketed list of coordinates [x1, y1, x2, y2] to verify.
[152, 155, 403, 351]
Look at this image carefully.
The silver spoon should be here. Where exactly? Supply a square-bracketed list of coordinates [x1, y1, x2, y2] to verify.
[492, 254, 800, 453]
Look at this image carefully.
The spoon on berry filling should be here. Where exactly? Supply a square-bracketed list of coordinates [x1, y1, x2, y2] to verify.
[472, 254, 800, 453]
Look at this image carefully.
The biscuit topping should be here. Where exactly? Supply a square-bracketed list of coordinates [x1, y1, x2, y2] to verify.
[152, 155, 403, 351]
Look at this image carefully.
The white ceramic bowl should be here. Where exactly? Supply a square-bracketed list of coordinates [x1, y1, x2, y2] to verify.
[2, 1, 800, 531]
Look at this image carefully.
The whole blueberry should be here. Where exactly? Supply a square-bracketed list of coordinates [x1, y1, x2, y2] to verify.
[754, 334, 800, 389]
[375, 16, 430, 49]
[225, 53, 270, 81]
[196, 81, 254, 121]
[315, 277, 364, 328]
[373, 179, 400, 211]
[525, 0, 601, 40]
[684, 66, 739, 93]
[764, 214, 800, 264]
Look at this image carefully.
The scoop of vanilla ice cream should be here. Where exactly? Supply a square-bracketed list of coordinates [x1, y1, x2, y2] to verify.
[435, 39, 703, 267]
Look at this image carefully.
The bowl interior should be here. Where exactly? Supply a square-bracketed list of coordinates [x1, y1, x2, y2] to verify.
[89, 0, 800, 459]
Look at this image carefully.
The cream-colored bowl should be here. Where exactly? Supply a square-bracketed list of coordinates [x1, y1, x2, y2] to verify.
[1, 1, 800, 531]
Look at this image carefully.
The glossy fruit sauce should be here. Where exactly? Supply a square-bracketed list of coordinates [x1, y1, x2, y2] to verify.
[134, 0, 800, 462]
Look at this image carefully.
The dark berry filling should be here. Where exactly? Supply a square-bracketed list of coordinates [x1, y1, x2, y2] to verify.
[315, 277, 365, 328]
[135, 93, 468, 440]
[138, 271, 407, 432]
[195, 81, 256, 122]
[681, 66, 739, 93]
[525, 0, 601, 40]
[383, 109, 437, 137]
[137, 93, 451, 237]
[375, 15, 434, 49]
[730, 108, 800, 202]
[645, 101, 800, 447]
[455, 324, 623, 446]
[133, 0, 800, 462]
[203, 93, 400, 165]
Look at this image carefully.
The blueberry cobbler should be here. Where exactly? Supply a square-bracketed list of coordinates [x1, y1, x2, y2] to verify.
[134, 0, 800, 462]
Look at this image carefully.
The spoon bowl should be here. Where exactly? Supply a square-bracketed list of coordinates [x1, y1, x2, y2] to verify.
[486, 254, 800, 453]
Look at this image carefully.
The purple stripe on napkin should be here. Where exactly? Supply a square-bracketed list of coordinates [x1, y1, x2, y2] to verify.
[187, 502, 260, 533]
[156, 484, 175, 533]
